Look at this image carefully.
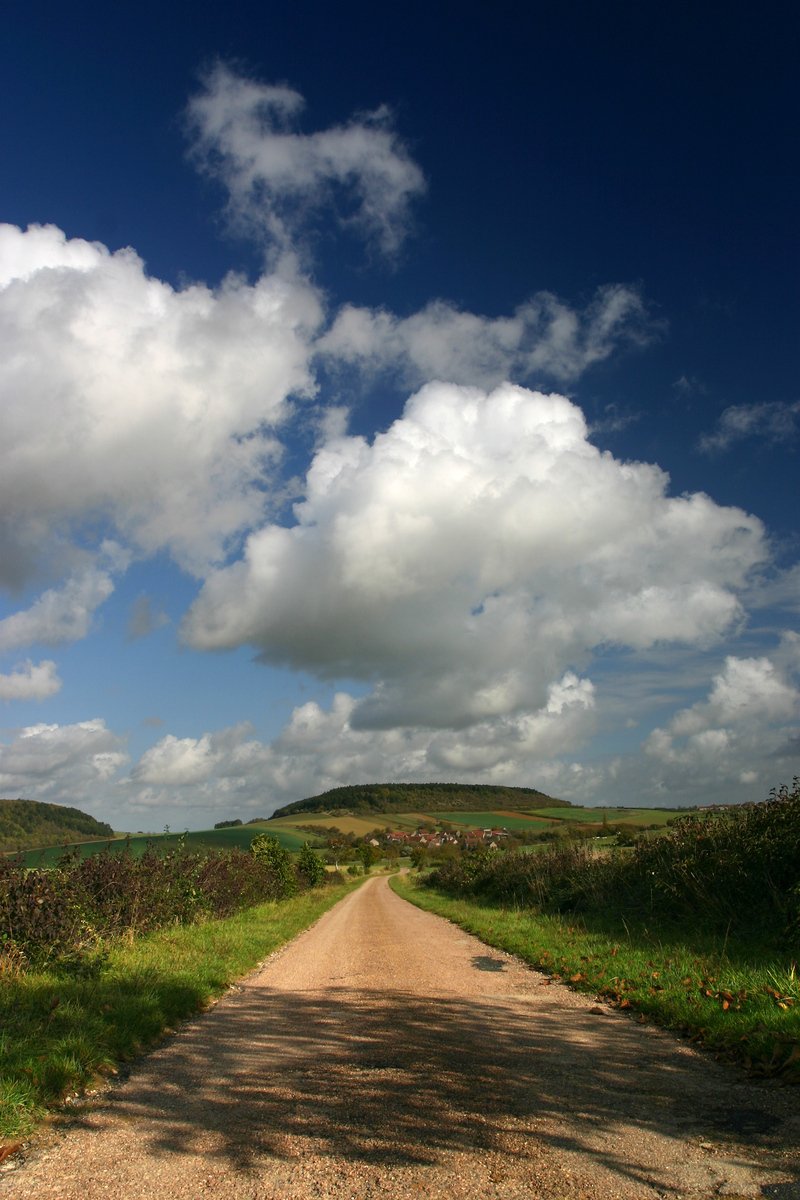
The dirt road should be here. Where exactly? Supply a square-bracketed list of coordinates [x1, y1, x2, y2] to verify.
[4, 876, 799, 1198]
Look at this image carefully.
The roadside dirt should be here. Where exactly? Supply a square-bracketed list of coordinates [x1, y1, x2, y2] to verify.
[3, 876, 799, 1198]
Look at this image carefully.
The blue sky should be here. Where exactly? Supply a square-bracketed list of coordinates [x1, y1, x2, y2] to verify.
[0, 1, 797, 829]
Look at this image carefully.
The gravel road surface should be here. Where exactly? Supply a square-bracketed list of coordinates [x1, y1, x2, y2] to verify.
[3, 876, 799, 1199]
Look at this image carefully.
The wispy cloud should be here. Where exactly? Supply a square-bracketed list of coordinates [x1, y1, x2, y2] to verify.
[699, 401, 800, 453]
[126, 596, 169, 642]
[187, 63, 425, 261]
[672, 374, 708, 399]
[588, 402, 641, 436]
[320, 283, 661, 387]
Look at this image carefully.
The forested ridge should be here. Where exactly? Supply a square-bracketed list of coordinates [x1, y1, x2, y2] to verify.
[0, 798, 114, 854]
[271, 781, 567, 818]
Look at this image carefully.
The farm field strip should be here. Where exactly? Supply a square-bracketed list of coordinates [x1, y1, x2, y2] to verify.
[268, 814, 384, 837]
[19, 824, 308, 868]
[527, 806, 678, 825]
[387, 812, 438, 829]
[492, 808, 562, 825]
[426, 810, 561, 830]
[268, 811, 435, 835]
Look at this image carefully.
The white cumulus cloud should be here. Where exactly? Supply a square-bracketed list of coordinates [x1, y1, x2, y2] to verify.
[123, 682, 598, 819]
[0, 659, 62, 701]
[0, 222, 322, 582]
[0, 567, 114, 650]
[650, 654, 798, 746]
[0, 718, 128, 801]
[132, 733, 223, 786]
[184, 381, 767, 732]
[645, 653, 799, 776]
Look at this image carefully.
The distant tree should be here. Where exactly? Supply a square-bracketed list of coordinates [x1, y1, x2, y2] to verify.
[214, 819, 243, 829]
[410, 844, 429, 869]
[384, 844, 400, 867]
[357, 842, 380, 872]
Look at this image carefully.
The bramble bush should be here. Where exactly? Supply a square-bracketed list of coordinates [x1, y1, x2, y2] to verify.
[0, 835, 329, 970]
[626, 779, 800, 931]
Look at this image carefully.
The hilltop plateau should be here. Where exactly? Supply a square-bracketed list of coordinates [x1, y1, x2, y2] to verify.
[270, 781, 567, 819]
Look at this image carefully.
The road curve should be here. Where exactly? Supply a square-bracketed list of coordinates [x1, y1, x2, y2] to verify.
[3, 876, 798, 1199]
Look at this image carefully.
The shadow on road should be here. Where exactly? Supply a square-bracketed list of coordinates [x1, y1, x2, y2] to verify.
[61, 984, 799, 1195]
[470, 955, 507, 972]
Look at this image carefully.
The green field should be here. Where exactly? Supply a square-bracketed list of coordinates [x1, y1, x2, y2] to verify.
[272, 806, 685, 839]
[268, 811, 435, 837]
[527, 806, 677, 825]
[426, 810, 560, 830]
[18, 823, 310, 868]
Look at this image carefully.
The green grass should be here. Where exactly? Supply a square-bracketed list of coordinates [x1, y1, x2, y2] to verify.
[0, 880, 357, 1141]
[391, 874, 800, 1082]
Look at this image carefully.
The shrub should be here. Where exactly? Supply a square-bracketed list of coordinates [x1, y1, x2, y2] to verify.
[249, 833, 297, 897]
[425, 780, 800, 950]
[296, 843, 326, 888]
[623, 779, 800, 930]
[357, 842, 380, 872]
[0, 838, 307, 969]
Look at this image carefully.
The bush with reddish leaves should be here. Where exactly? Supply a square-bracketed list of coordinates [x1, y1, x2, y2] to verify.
[0, 838, 314, 968]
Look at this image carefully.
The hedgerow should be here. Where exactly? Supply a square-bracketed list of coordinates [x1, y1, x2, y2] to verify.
[0, 837, 328, 969]
[426, 780, 800, 950]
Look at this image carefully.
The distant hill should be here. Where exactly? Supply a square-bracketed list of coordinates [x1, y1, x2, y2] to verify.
[271, 782, 568, 819]
[0, 798, 114, 854]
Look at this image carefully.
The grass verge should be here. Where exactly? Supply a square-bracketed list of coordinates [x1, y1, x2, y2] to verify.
[391, 874, 800, 1083]
[0, 881, 356, 1141]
